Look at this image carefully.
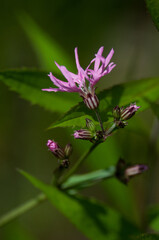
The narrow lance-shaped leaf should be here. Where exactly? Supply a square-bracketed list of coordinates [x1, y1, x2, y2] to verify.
[19, 170, 139, 240]
[0, 70, 79, 113]
[50, 77, 159, 129]
[61, 166, 116, 190]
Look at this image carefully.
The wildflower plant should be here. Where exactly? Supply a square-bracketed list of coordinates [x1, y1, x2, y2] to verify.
[1, 24, 159, 238]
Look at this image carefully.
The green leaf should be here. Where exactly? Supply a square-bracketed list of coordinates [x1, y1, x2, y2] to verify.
[19, 170, 139, 240]
[18, 13, 75, 72]
[146, 0, 159, 31]
[61, 166, 116, 190]
[50, 77, 159, 129]
[0, 69, 79, 113]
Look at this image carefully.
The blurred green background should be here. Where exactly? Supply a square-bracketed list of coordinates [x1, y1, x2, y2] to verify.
[0, 0, 159, 239]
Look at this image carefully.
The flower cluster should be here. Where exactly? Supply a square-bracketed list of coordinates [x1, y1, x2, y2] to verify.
[44, 47, 147, 185]
[42, 47, 116, 110]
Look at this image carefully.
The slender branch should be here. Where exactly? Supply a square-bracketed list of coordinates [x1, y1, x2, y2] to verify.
[58, 142, 100, 185]
[105, 122, 117, 135]
[0, 193, 46, 228]
[94, 109, 105, 134]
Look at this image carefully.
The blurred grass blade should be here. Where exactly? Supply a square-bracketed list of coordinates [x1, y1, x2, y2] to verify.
[50, 77, 159, 129]
[61, 166, 116, 190]
[20, 169, 139, 240]
[146, 0, 159, 31]
[18, 13, 74, 72]
[0, 69, 79, 113]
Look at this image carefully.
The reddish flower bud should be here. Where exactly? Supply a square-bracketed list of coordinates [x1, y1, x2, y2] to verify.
[120, 104, 140, 120]
[83, 93, 99, 110]
[116, 159, 148, 184]
[73, 129, 93, 140]
[47, 140, 65, 160]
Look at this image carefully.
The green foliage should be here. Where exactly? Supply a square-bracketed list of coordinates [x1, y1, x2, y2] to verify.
[50, 77, 159, 129]
[146, 0, 159, 31]
[134, 234, 159, 240]
[0, 70, 79, 113]
[61, 166, 116, 190]
[18, 13, 74, 72]
[19, 170, 139, 240]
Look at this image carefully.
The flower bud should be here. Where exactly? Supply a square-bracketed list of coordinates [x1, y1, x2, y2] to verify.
[47, 140, 65, 160]
[73, 129, 93, 140]
[64, 143, 73, 158]
[85, 118, 96, 132]
[83, 93, 99, 110]
[120, 104, 140, 120]
[116, 158, 148, 184]
[113, 106, 121, 120]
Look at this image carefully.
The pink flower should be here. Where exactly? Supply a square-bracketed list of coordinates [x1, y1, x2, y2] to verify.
[42, 47, 116, 109]
[86, 47, 116, 86]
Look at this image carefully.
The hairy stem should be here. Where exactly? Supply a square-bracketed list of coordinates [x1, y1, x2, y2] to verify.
[58, 142, 100, 185]
[94, 109, 105, 134]
[0, 193, 46, 227]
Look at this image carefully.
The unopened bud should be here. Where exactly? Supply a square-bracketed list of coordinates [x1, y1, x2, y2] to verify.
[73, 129, 93, 140]
[83, 93, 99, 110]
[85, 118, 96, 131]
[113, 106, 121, 120]
[116, 158, 148, 184]
[47, 140, 65, 160]
[120, 104, 140, 120]
[64, 143, 72, 157]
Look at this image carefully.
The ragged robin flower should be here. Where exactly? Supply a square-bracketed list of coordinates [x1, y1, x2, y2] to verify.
[42, 47, 116, 110]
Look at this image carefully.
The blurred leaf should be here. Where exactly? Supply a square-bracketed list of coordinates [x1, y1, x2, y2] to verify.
[1, 222, 36, 240]
[0, 69, 79, 113]
[50, 77, 159, 129]
[146, 0, 159, 31]
[61, 166, 116, 190]
[20, 170, 139, 240]
[148, 101, 159, 119]
[133, 234, 159, 239]
[83, 138, 140, 224]
[148, 204, 159, 231]
[18, 13, 75, 72]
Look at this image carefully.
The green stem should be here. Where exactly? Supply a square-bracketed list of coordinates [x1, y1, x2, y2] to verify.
[94, 109, 105, 134]
[58, 142, 100, 185]
[105, 122, 117, 135]
[0, 193, 46, 228]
